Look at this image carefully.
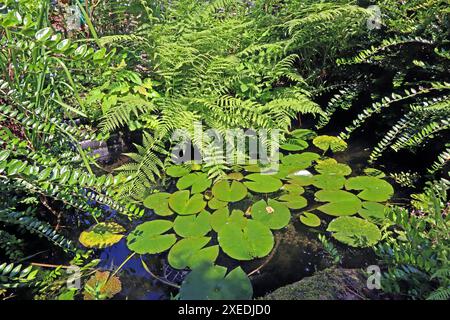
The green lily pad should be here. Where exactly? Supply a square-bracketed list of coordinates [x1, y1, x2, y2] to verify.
[244, 174, 282, 193]
[227, 172, 244, 181]
[299, 212, 321, 227]
[315, 160, 352, 176]
[218, 220, 274, 260]
[143, 192, 173, 216]
[168, 237, 218, 270]
[208, 197, 228, 210]
[315, 190, 362, 216]
[358, 202, 387, 223]
[281, 152, 320, 167]
[289, 129, 317, 140]
[277, 193, 308, 210]
[179, 264, 252, 300]
[211, 180, 248, 202]
[345, 176, 394, 202]
[176, 172, 212, 193]
[327, 216, 382, 247]
[174, 210, 212, 237]
[312, 174, 346, 190]
[127, 220, 176, 254]
[281, 183, 305, 194]
[252, 199, 291, 230]
[280, 139, 309, 151]
[210, 207, 247, 232]
[313, 135, 348, 153]
[288, 175, 314, 186]
[169, 190, 206, 215]
[166, 165, 191, 177]
[79, 222, 125, 249]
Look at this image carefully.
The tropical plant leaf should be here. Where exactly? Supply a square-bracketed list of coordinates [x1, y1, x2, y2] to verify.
[313, 135, 348, 152]
[79, 222, 125, 249]
[176, 172, 212, 194]
[345, 176, 394, 202]
[211, 180, 247, 202]
[168, 237, 218, 270]
[169, 190, 207, 215]
[315, 190, 362, 216]
[244, 174, 282, 193]
[299, 212, 321, 227]
[143, 192, 173, 216]
[327, 216, 381, 247]
[252, 199, 291, 229]
[173, 211, 212, 237]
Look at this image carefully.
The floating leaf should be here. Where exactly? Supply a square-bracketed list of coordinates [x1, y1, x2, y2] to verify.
[289, 129, 317, 140]
[327, 216, 381, 247]
[299, 212, 321, 227]
[176, 172, 212, 193]
[277, 193, 307, 210]
[288, 175, 314, 186]
[166, 165, 191, 177]
[252, 199, 291, 229]
[208, 197, 228, 210]
[345, 176, 394, 202]
[211, 180, 247, 202]
[168, 237, 218, 270]
[143, 192, 173, 216]
[127, 220, 176, 254]
[169, 190, 206, 215]
[209, 208, 247, 232]
[174, 211, 212, 237]
[83, 271, 122, 300]
[179, 264, 252, 300]
[358, 202, 386, 223]
[218, 220, 274, 260]
[281, 152, 320, 167]
[312, 174, 346, 190]
[280, 139, 309, 151]
[79, 222, 125, 249]
[313, 135, 348, 153]
[315, 160, 352, 176]
[281, 183, 305, 194]
[315, 190, 362, 216]
[244, 174, 282, 193]
[227, 172, 244, 181]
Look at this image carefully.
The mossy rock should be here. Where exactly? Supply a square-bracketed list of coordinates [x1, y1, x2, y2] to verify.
[261, 268, 372, 300]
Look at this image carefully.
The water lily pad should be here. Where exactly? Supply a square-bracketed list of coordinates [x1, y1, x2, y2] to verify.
[315, 160, 352, 176]
[179, 264, 252, 300]
[174, 210, 212, 237]
[244, 174, 282, 193]
[127, 220, 176, 254]
[218, 220, 274, 260]
[288, 175, 314, 186]
[211, 180, 247, 202]
[209, 207, 247, 232]
[83, 271, 122, 300]
[169, 190, 206, 215]
[327, 216, 381, 247]
[208, 197, 228, 210]
[143, 192, 173, 216]
[313, 135, 348, 153]
[345, 176, 394, 202]
[176, 172, 212, 193]
[289, 129, 317, 140]
[312, 174, 346, 190]
[280, 139, 309, 151]
[79, 222, 125, 249]
[166, 165, 191, 177]
[315, 190, 362, 216]
[252, 199, 291, 230]
[277, 193, 307, 210]
[281, 183, 305, 194]
[227, 172, 244, 181]
[299, 212, 321, 227]
[168, 237, 218, 269]
[358, 202, 386, 223]
[281, 152, 320, 167]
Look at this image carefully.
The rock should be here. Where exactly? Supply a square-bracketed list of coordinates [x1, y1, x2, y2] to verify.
[260, 268, 376, 300]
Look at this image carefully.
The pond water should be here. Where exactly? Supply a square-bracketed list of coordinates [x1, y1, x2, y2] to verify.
[68, 138, 379, 300]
